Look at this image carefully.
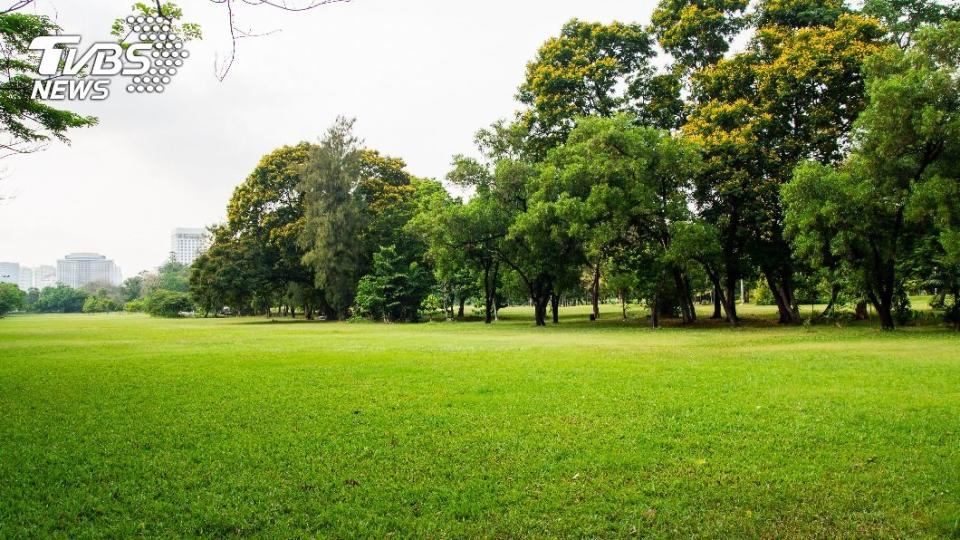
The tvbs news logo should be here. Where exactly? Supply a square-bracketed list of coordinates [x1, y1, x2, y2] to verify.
[29, 15, 189, 101]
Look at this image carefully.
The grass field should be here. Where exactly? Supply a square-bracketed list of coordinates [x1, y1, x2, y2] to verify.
[1, 307, 958, 538]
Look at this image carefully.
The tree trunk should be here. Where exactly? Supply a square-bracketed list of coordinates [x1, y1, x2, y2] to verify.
[591, 263, 601, 321]
[650, 292, 660, 329]
[711, 284, 723, 319]
[876, 300, 895, 331]
[483, 262, 494, 324]
[869, 290, 895, 331]
[534, 294, 549, 326]
[457, 296, 466, 319]
[812, 284, 841, 323]
[855, 301, 869, 320]
[765, 271, 800, 324]
[672, 270, 694, 324]
[551, 293, 560, 324]
[724, 277, 739, 323]
[685, 276, 697, 322]
[620, 291, 627, 320]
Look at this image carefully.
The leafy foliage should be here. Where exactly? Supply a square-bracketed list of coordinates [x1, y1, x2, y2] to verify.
[0, 12, 97, 155]
[0, 282, 25, 316]
[353, 245, 432, 322]
[144, 289, 194, 318]
[783, 22, 960, 329]
[33, 285, 87, 313]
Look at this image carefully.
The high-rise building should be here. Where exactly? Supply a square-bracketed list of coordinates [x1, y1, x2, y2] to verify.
[171, 227, 210, 266]
[17, 266, 33, 291]
[34, 265, 57, 289]
[56, 253, 121, 288]
[0, 262, 19, 287]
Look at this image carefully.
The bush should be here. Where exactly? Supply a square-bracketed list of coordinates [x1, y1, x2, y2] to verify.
[82, 295, 120, 313]
[0, 283, 26, 316]
[352, 245, 433, 322]
[124, 298, 146, 313]
[144, 289, 194, 318]
[35, 285, 87, 313]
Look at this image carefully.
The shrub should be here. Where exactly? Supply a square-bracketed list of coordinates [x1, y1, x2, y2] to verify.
[144, 289, 194, 318]
[35, 285, 87, 313]
[124, 298, 146, 313]
[0, 283, 26, 316]
[82, 295, 120, 313]
[352, 245, 433, 322]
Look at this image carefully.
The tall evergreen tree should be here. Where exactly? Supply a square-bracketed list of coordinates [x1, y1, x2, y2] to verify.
[299, 118, 367, 319]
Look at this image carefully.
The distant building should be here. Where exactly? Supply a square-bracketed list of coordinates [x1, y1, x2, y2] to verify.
[56, 253, 121, 288]
[34, 265, 57, 289]
[171, 228, 210, 266]
[0, 261, 19, 287]
[17, 266, 33, 291]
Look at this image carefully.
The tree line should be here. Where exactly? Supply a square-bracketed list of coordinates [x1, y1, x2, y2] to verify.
[0, 258, 195, 317]
[184, 0, 960, 331]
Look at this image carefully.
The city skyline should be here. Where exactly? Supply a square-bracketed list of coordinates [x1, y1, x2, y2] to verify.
[2, 225, 209, 289]
[1, 224, 210, 276]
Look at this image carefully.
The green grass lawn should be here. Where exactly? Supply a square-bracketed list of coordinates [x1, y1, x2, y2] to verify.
[1, 309, 958, 538]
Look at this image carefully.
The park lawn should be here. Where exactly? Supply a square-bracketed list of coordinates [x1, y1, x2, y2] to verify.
[0, 310, 958, 538]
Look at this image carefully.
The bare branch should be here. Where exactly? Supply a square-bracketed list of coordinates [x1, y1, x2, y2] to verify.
[1, 1, 35, 15]
[212, 0, 350, 81]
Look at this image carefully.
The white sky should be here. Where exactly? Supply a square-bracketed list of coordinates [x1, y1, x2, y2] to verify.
[0, 0, 657, 276]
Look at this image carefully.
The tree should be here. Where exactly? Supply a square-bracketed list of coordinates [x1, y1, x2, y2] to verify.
[753, 0, 847, 29]
[299, 117, 367, 319]
[34, 284, 87, 313]
[353, 245, 432, 322]
[783, 22, 960, 330]
[142, 255, 191, 296]
[0, 282, 24, 316]
[542, 115, 702, 325]
[0, 11, 96, 158]
[144, 289, 194, 318]
[189, 225, 261, 316]
[687, 8, 884, 324]
[82, 290, 121, 313]
[406, 174, 480, 320]
[666, 221, 740, 326]
[650, 0, 749, 71]
[517, 19, 657, 154]
[224, 142, 329, 318]
[120, 276, 144, 302]
[411, 155, 513, 324]
[862, 0, 960, 48]
[23, 286, 38, 311]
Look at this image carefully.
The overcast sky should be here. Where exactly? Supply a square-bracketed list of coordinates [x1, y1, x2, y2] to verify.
[0, 0, 656, 276]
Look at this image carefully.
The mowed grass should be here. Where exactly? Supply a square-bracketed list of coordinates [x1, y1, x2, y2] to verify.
[1, 308, 958, 538]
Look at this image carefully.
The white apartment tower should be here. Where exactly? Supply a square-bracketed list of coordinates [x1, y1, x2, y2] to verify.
[171, 228, 210, 266]
[56, 253, 122, 288]
[34, 265, 57, 289]
[17, 266, 33, 291]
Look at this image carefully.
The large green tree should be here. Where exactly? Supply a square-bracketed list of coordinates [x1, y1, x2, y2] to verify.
[687, 6, 884, 323]
[517, 19, 658, 154]
[299, 117, 367, 319]
[0, 282, 25, 316]
[783, 22, 960, 330]
[224, 142, 329, 317]
[542, 115, 702, 325]
[650, 0, 749, 70]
